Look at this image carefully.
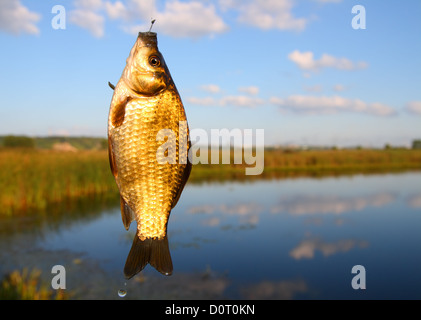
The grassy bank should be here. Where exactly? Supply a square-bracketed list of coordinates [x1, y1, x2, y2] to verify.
[188, 148, 421, 182]
[1, 148, 420, 215]
[0, 268, 69, 300]
[0, 148, 116, 215]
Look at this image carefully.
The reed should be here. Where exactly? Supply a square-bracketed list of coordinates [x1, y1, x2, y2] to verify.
[188, 148, 421, 182]
[258, 148, 421, 172]
[1, 147, 420, 215]
[0, 148, 117, 215]
[0, 268, 69, 300]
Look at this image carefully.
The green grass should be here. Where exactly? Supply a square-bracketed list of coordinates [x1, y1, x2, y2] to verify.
[0, 148, 117, 215]
[1, 147, 420, 215]
[261, 148, 421, 173]
[189, 148, 421, 182]
[0, 135, 107, 150]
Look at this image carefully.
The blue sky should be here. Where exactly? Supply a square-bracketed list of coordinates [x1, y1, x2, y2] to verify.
[1, 0, 420, 147]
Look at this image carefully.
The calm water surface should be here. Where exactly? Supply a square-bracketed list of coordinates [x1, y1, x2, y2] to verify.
[1, 172, 420, 299]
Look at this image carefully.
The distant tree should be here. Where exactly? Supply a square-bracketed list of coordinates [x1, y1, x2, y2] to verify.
[412, 140, 421, 149]
[384, 143, 391, 150]
[3, 135, 35, 148]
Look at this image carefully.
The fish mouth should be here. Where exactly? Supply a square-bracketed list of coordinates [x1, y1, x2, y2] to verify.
[138, 31, 157, 37]
[137, 32, 158, 48]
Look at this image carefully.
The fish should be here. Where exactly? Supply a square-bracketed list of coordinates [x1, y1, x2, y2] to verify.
[107, 31, 191, 279]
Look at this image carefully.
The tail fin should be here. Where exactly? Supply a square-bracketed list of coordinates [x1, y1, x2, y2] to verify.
[124, 233, 173, 279]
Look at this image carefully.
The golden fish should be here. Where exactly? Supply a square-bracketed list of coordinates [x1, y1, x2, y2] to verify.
[108, 31, 191, 279]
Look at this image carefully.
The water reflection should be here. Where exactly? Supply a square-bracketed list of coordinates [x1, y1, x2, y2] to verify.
[188, 203, 262, 228]
[0, 193, 119, 237]
[240, 279, 308, 300]
[270, 192, 396, 216]
[407, 193, 421, 208]
[289, 238, 369, 260]
[120, 268, 231, 299]
[1, 172, 421, 299]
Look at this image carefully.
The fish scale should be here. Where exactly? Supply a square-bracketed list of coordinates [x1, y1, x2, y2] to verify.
[113, 92, 182, 239]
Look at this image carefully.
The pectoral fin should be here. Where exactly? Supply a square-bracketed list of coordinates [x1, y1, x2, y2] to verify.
[120, 195, 135, 231]
[111, 96, 132, 128]
[108, 135, 118, 178]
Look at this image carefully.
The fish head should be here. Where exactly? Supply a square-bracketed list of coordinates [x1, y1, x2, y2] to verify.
[123, 32, 172, 96]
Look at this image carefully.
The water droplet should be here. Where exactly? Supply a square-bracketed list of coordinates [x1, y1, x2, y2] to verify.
[118, 289, 127, 298]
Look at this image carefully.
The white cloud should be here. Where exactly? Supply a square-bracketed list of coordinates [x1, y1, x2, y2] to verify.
[187, 95, 264, 108]
[186, 97, 216, 106]
[314, 0, 342, 3]
[74, 0, 104, 10]
[122, 0, 157, 20]
[221, 0, 307, 31]
[105, 0, 155, 21]
[198, 85, 260, 96]
[67, 0, 106, 37]
[156, 1, 228, 38]
[68, 0, 168, 38]
[0, 0, 41, 35]
[201, 84, 221, 94]
[405, 101, 421, 115]
[333, 84, 346, 92]
[106, 0, 228, 38]
[105, 1, 130, 20]
[69, 9, 105, 38]
[188, 85, 264, 108]
[288, 50, 368, 72]
[220, 95, 264, 108]
[270, 95, 396, 116]
[238, 86, 259, 95]
[189, 89, 397, 116]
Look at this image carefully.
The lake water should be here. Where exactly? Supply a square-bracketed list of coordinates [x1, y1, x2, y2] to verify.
[1, 172, 420, 299]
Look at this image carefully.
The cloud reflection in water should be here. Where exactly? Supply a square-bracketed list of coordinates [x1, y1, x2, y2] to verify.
[290, 238, 369, 260]
[270, 192, 397, 216]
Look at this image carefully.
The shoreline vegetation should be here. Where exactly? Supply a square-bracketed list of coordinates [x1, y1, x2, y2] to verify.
[1, 143, 421, 215]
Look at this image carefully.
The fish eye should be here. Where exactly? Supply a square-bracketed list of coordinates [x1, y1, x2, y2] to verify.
[149, 55, 161, 67]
